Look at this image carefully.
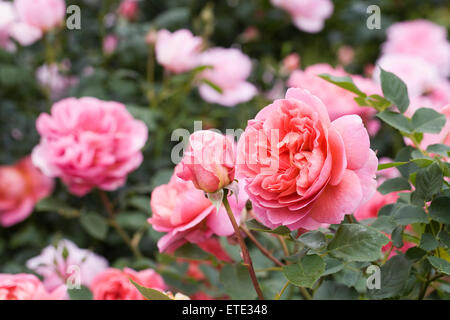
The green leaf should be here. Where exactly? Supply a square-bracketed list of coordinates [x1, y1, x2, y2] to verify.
[414, 163, 443, 202]
[429, 197, 450, 224]
[282, 254, 325, 288]
[426, 144, 450, 157]
[379, 68, 409, 113]
[371, 216, 397, 233]
[376, 111, 412, 133]
[200, 79, 223, 94]
[246, 219, 290, 235]
[368, 255, 412, 299]
[377, 177, 411, 195]
[411, 108, 446, 134]
[322, 257, 344, 276]
[174, 243, 211, 261]
[153, 8, 190, 28]
[68, 285, 93, 300]
[391, 226, 404, 248]
[313, 280, 358, 300]
[80, 212, 108, 240]
[427, 257, 450, 275]
[377, 162, 407, 170]
[419, 233, 439, 252]
[297, 231, 327, 249]
[318, 74, 365, 96]
[116, 212, 148, 230]
[392, 205, 428, 225]
[327, 224, 390, 262]
[129, 279, 171, 300]
[219, 264, 257, 300]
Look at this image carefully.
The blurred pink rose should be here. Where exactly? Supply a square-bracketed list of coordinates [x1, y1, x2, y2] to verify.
[36, 63, 78, 101]
[14, 0, 66, 32]
[91, 267, 166, 300]
[32, 97, 148, 196]
[337, 45, 355, 66]
[382, 19, 450, 77]
[236, 88, 378, 231]
[375, 54, 439, 98]
[177, 131, 235, 193]
[103, 34, 118, 55]
[155, 29, 203, 74]
[288, 63, 381, 135]
[0, 156, 54, 227]
[282, 53, 301, 73]
[0, 274, 66, 300]
[271, 0, 333, 33]
[0, 1, 16, 50]
[27, 239, 108, 292]
[118, 0, 139, 21]
[149, 164, 247, 255]
[197, 47, 257, 107]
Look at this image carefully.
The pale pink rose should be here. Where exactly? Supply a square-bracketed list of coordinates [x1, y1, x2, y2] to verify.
[14, 0, 66, 32]
[155, 29, 203, 74]
[337, 45, 355, 66]
[382, 19, 450, 77]
[0, 1, 16, 50]
[236, 88, 378, 231]
[32, 97, 148, 196]
[177, 131, 235, 193]
[197, 47, 257, 107]
[0, 156, 54, 227]
[90, 267, 166, 300]
[36, 63, 78, 101]
[149, 164, 247, 255]
[288, 63, 381, 135]
[118, 0, 139, 21]
[0, 274, 66, 300]
[8, 21, 42, 46]
[26, 239, 108, 292]
[103, 34, 118, 55]
[282, 53, 301, 73]
[271, 0, 333, 33]
[375, 54, 439, 98]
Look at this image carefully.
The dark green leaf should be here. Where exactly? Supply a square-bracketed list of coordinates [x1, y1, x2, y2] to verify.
[129, 279, 171, 300]
[377, 177, 411, 195]
[298, 231, 327, 249]
[427, 257, 450, 275]
[313, 280, 358, 300]
[392, 205, 428, 225]
[414, 163, 443, 202]
[379, 68, 409, 113]
[426, 144, 450, 157]
[376, 111, 412, 133]
[411, 108, 446, 134]
[419, 233, 439, 252]
[219, 264, 257, 300]
[68, 286, 93, 300]
[80, 212, 108, 240]
[429, 197, 450, 224]
[318, 74, 365, 96]
[246, 219, 290, 235]
[282, 254, 325, 288]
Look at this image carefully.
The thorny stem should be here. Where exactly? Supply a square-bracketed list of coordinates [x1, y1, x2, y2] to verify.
[222, 190, 265, 300]
[241, 227, 284, 267]
[99, 190, 143, 260]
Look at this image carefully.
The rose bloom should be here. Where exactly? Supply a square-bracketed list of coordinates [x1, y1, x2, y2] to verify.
[118, 0, 139, 21]
[236, 88, 378, 230]
[288, 63, 381, 135]
[27, 239, 108, 292]
[32, 97, 148, 196]
[36, 63, 78, 101]
[197, 47, 257, 107]
[177, 131, 235, 193]
[149, 164, 247, 256]
[103, 34, 118, 55]
[375, 54, 439, 98]
[271, 0, 333, 33]
[0, 0, 16, 50]
[155, 29, 203, 74]
[282, 53, 301, 73]
[14, 0, 66, 32]
[0, 274, 66, 300]
[90, 267, 166, 300]
[382, 19, 450, 77]
[0, 156, 54, 227]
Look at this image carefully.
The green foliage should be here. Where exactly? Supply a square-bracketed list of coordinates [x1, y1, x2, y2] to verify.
[379, 68, 410, 113]
[282, 254, 325, 288]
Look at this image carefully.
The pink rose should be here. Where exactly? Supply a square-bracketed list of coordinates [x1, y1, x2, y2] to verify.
[90, 267, 166, 300]
[282, 53, 301, 73]
[0, 274, 66, 300]
[288, 63, 381, 135]
[236, 88, 378, 231]
[382, 19, 450, 77]
[32, 97, 148, 196]
[103, 34, 118, 55]
[149, 164, 247, 255]
[36, 63, 78, 101]
[271, 0, 333, 33]
[14, 0, 66, 32]
[0, 1, 16, 50]
[118, 0, 139, 21]
[177, 131, 235, 193]
[26, 239, 108, 292]
[197, 47, 257, 107]
[375, 54, 439, 98]
[0, 156, 54, 227]
[337, 45, 355, 66]
[155, 29, 203, 74]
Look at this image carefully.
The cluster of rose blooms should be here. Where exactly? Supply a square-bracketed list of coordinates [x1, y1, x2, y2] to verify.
[1, 0, 449, 300]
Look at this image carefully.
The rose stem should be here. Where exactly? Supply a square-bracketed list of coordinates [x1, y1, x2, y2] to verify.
[241, 227, 284, 267]
[222, 190, 265, 300]
[99, 190, 143, 260]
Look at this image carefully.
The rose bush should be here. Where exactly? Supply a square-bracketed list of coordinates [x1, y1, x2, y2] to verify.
[0, 0, 449, 302]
